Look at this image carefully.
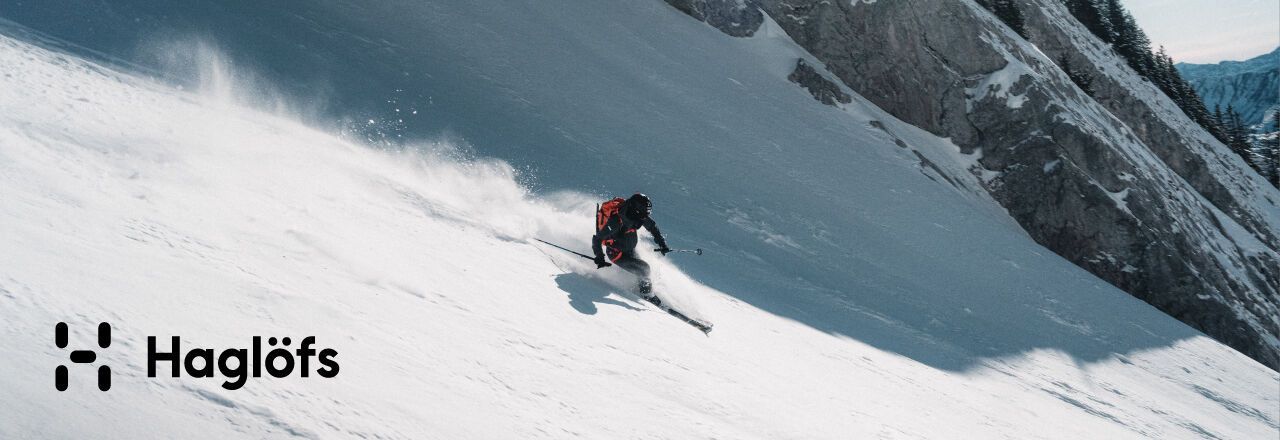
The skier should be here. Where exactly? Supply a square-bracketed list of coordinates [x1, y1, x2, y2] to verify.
[593, 193, 671, 295]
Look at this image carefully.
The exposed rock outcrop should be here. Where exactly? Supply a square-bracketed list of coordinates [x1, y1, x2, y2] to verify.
[1018, 0, 1280, 250]
[787, 58, 851, 106]
[669, 0, 1280, 369]
[663, 0, 763, 37]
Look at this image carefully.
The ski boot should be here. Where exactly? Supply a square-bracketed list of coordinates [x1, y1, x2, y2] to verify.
[638, 281, 661, 307]
[638, 279, 655, 299]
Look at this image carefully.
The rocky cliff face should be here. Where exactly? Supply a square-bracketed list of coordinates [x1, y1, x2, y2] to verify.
[787, 59, 851, 106]
[1018, 0, 1280, 244]
[666, 0, 1280, 369]
[1178, 48, 1280, 127]
[663, 0, 764, 37]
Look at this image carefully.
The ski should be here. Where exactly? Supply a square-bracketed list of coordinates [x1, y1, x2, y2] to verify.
[641, 295, 713, 334]
[532, 239, 711, 333]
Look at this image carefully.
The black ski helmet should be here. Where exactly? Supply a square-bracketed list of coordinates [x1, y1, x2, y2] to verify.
[626, 193, 652, 219]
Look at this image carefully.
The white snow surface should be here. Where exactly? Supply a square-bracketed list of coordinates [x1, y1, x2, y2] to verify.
[0, 3, 1278, 439]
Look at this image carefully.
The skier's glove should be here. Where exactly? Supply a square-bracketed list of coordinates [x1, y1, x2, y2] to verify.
[594, 257, 612, 269]
[658, 246, 672, 256]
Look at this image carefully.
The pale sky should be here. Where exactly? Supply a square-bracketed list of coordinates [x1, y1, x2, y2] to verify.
[1124, 0, 1279, 63]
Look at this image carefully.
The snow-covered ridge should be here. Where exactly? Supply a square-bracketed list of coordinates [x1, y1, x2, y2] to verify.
[1, 3, 1278, 439]
[739, 0, 1280, 369]
[1178, 47, 1280, 126]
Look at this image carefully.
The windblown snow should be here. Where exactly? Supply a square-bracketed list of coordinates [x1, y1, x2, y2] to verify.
[0, 4, 1277, 439]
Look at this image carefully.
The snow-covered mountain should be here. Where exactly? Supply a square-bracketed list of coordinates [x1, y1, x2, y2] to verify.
[1178, 47, 1280, 127]
[710, 0, 1280, 370]
[1, 1, 1278, 438]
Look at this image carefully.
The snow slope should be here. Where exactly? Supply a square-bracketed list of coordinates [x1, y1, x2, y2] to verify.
[0, 3, 1278, 439]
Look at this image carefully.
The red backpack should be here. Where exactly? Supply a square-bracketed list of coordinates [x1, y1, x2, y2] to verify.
[596, 197, 625, 233]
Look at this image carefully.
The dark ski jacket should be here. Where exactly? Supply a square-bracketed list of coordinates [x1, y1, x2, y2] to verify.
[593, 200, 667, 261]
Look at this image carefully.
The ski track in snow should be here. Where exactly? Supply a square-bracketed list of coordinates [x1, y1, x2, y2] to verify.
[0, 10, 1277, 440]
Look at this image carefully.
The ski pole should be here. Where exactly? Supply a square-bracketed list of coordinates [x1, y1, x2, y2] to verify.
[534, 238, 595, 261]
[655, 248, 703, 256]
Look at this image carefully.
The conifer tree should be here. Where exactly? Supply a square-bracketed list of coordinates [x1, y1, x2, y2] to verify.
[977, 0, 1028, 38]
[996, 0, 1028, 38]
[1212, 104, 1232, 142]
[1263, 131, 1280, 186]
[1152, 47, 1178, 97]
[1268, 116, 1280, 187]
[1103, 1, 1153, 76]
[1056, 0, 1256, 174]
[1065, 0, 1112, 43]
[1225, 106, 1258, 168]
[1269, 133, 1280, 187]
[1057, 54, 1094, 96]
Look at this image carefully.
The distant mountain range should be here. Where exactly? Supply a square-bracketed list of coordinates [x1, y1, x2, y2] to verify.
[1178, 47, 1279, 127]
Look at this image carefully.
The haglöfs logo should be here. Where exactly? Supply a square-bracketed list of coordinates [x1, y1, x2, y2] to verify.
[55, 322, 111, 391]
[53, 321, 340, 391]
